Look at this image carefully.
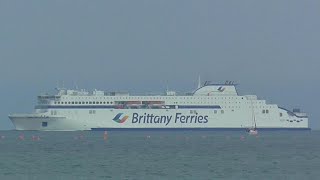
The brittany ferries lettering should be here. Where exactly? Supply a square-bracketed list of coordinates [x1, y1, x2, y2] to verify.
[131, 113, 209, 125]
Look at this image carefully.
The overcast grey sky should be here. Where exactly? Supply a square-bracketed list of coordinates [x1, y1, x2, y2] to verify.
[0, 0, 319, 130]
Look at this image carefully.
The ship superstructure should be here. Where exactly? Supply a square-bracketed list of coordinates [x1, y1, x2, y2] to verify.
[8, 82, 309, 131]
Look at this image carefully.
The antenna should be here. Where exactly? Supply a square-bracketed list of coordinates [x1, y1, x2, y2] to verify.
[74, 81, 79, 90]
[197, 75, 201, 89]
[56, 80, 61, 91]
[166, 80, 169, 92]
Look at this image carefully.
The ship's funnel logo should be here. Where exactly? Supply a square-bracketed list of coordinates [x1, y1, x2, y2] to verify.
[218, 86, 226, 92]
[113, 113, 129, 123]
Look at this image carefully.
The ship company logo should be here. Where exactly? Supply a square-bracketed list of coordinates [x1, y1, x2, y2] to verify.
[218, 86, 226, 92]
[113, 113, 129, 123]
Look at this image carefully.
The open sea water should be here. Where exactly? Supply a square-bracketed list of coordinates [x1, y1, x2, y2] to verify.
[0, 130, 319, 180]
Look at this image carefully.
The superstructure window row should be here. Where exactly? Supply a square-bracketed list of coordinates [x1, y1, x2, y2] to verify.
[54, 101, 113, 105]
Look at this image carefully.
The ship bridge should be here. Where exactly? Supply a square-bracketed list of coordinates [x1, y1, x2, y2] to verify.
[193, 82, 238, 96]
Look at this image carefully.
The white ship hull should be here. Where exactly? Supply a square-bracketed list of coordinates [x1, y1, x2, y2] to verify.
[9, 108, 309, 131]
[9, 83, 309, 131]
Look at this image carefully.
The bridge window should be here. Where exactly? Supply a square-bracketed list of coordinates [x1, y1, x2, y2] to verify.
[266, 110, 269, 113]
[280, 113, 283, 117]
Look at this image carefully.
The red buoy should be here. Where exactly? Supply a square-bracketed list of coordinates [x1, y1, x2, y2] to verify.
[103, 131, 108, 140]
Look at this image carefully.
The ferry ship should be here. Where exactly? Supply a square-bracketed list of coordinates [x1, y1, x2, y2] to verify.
[8, 81, 309, 131]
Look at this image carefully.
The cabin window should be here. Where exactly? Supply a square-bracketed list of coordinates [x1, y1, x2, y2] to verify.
[89, 110, 96, 114]
[266, 110, 269, 114]
[42, 122, 48, 127]
[221, 110, 224, 114]
[280, 113, 283, 117]
[262, 110, 266, 114]
[214, 110, 217, 114]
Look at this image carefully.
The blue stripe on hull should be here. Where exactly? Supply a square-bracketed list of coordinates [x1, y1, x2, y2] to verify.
[91, 128, 311, 131]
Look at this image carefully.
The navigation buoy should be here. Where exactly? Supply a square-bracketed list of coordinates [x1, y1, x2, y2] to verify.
[74, 134, 84, 140]
[240, 135, 245, 141]
[18, 134, 24, 140]
[32, 135, 40, 141]
[103, 131, 108, 140]
[79, 134, 84, 139]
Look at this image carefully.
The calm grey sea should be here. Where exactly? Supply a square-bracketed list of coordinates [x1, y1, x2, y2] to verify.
[0, 130, 319, 180]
